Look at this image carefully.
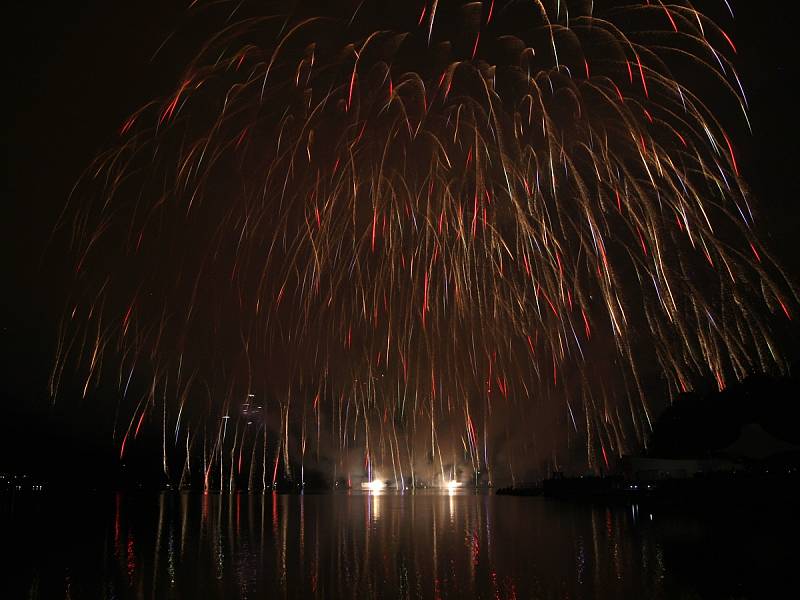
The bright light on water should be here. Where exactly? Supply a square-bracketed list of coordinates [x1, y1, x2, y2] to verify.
[361, 479, 385, 492]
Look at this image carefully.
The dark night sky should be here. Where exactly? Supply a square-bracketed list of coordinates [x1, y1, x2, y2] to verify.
[3, 1, 800, 480]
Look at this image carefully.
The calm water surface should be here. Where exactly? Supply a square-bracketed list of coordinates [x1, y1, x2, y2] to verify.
[4, 490, 794, 599]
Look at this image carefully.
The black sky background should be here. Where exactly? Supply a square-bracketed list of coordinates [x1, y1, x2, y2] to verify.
[3, 1, 800, 482]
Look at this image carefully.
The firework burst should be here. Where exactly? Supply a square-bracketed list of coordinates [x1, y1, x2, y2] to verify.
[53, 0, 796, 487]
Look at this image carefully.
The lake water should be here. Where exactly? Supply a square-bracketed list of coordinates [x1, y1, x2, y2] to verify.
[4, 490, 794, 599]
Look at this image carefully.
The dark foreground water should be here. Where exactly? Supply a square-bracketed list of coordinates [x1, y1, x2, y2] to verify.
[3, 490, 795, 599]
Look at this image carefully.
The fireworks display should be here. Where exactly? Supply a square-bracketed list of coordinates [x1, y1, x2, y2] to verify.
[51, 0, 796, 489]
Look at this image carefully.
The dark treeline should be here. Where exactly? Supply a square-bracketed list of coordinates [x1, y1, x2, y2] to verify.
[647, 369, 800, 460]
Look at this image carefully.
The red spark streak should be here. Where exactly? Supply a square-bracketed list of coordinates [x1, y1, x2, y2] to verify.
[722, 132, 739, 176]
[636, 54, 649, 98]
[719, 28, 737, 53]
[662, 5, 677, 32]
[582, 309, 592, 338]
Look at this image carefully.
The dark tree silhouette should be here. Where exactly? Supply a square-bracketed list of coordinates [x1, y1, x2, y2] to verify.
[648, 371, 800, 458]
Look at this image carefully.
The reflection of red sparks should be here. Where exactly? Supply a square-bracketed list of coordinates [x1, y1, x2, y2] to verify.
[361, 480, 385, 492]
